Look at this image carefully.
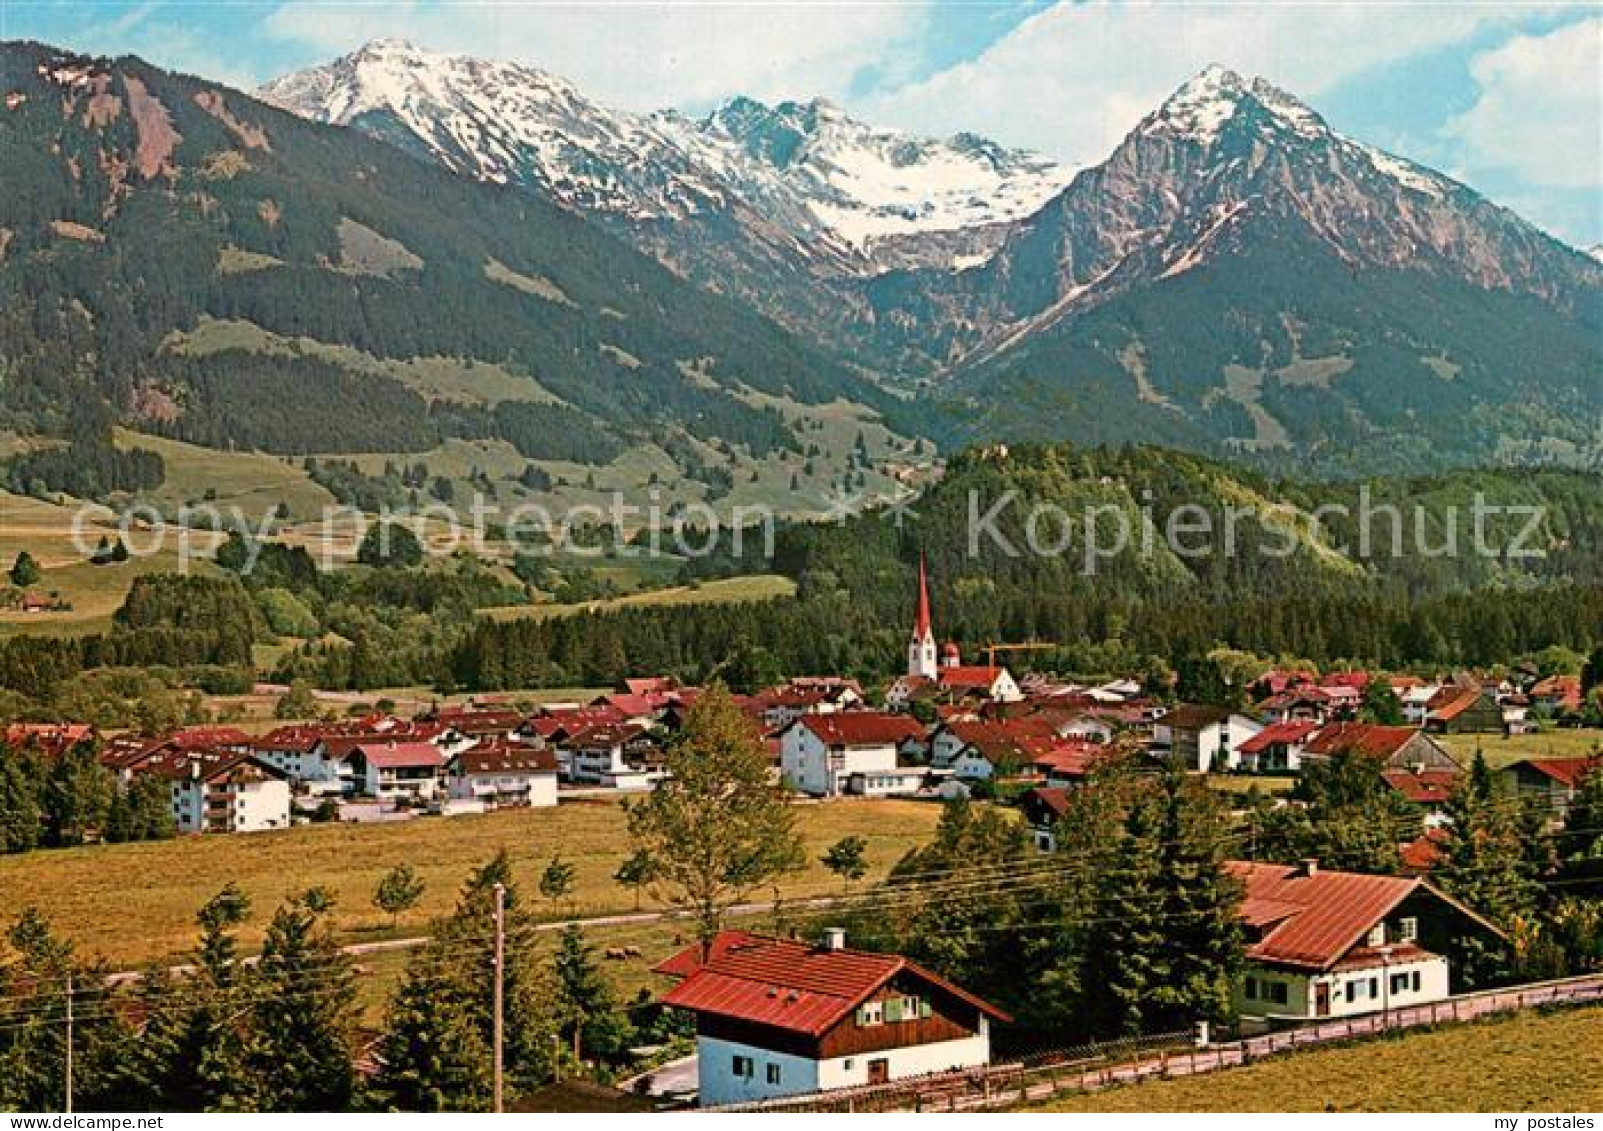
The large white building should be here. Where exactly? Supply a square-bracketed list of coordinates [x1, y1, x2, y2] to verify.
[137, 749, 292, 835]
[656, 929, 1009, 1107]
[778, 714, 926, 798]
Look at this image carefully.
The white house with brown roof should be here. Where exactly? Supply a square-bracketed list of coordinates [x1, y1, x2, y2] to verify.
[134, 749, 291, 835]
[562, 722, 664, 789]
[447, 740, 559, 808]
[655, 929, 1008, 1107]
[779, 714, 927, 797]
[1229, 860, 1504, 1023]
[1154, 706, 1263, 773]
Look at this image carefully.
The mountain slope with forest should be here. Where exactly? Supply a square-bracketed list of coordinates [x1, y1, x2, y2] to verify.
[0, 40, 908, 502]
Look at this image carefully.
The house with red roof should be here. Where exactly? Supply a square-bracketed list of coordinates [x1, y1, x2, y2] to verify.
[655, 929, 1008, 1106]
[1300, 723, 1459, 772]
[1528, 675, 1584, 716]
[779, 713, 928, 797]
[1236, 721, 1321, 773]
[1501, 756, 1601, 820]
[927, 717, 1059, 779]
[1018, 786, 1074, 852]
[1425, 686, 1504, 734]
[346, 741, 446, 803]
[3, 721, 95, 759]
[1229, 859, 1503, 1022]
[447, 739, 559, 808]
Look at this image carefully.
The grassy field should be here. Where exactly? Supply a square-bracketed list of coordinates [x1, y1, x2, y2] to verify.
[0, 489, 226, 637]
[0, 797, 940, 968]
[1032, 1006, 1603, 1112]
[479, 573, 797, 622]
[1438, 728, 1603, 771]
[113, 427, 336, 521]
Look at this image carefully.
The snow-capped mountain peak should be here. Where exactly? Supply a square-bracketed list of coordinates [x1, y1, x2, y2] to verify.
[261, 40, 1074, 268]
[1144, 63, 1328, 147]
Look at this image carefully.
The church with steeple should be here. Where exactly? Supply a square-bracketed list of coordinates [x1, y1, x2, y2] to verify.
[908, 554, 939, 679]
[888, 555, 1022, 710]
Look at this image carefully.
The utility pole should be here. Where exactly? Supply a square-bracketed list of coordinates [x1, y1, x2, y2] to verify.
[64, 973, 74, 1114]
[492, 882, 506, 1114]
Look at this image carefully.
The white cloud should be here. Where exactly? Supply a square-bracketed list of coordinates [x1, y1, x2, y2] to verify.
[260, 0, 930, 112]
[861, 0, 1581, 164]
[1447, 17, 1602, 189]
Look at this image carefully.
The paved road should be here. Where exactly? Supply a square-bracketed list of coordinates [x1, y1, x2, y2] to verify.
[621, 1053, 699, 1098]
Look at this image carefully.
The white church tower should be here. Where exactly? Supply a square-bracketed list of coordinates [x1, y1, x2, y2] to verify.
[908, 554, 938, 680]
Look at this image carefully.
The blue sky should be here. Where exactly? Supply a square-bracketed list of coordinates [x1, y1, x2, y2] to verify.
[3, 1, 1598, 245]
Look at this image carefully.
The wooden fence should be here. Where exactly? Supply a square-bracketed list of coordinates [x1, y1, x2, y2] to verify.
[709, 972, 1603, 1113]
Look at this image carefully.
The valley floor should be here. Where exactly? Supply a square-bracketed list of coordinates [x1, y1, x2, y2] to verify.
[1028, 1005, 1603, 1112]
[0, 796, 938, 968]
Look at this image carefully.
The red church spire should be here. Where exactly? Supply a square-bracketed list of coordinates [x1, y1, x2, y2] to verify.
[914, 553, 933, 640]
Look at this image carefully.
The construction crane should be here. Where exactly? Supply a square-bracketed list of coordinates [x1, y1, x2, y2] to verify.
[982, 641, 1054, 669]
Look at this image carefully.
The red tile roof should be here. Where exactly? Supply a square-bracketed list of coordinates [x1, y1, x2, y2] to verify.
[3, 722, 93, 755]
[1510, 757, 1602, 789]
[1426, 687, 1485, 721]
[1303, 723, 1421, 761]
[163, 727, 253, 750]
[1381, 769, 1460, 805]
[1229, 861, 1420, 970]
[453, 740, 558, 776]
[1031, 740, 1108, 779]
[1400, 829, 1449, 873]
[351, 742, 445, 770]
[792, 713, 926, 748]
[1228, 860, 1501, 971]
[1528, 676, 1583, 711]
[1238, 721, 1320, 756]
[655, 931, 1008, 1037]
[939, 665, 1007, 690]
[563, 722, 652, 748]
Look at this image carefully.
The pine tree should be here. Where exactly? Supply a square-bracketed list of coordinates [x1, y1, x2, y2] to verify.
[375, 852, 558, 1110]
[1081, 793, 1168, 1038]
[245, 891, 361, 1111]
[552, 926, 628, 1066]
[0, 909, 131, 1111]
[1437, 753, 1535, 986]
[8, 550, 40, 588]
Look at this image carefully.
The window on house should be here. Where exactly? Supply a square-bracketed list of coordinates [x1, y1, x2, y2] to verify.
[1391, 972, 1410, 995]
[857, 1002, 883, 1027]
[1347, 980, 1366, 1001]
[1268, 981, 1288, 1005]
[1245, 976, 1259, 1000]
[766, 1063, 782, 1085]
[1398, 917, 1419, 942]
[1369, 977, 1379, 998]
[1411, 971, 1421, 992]
[1367, 924, 1386, 948]
[733, 1055, 754, 1078]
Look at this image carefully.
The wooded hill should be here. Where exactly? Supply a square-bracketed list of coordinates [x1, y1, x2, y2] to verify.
[0, 42, 904, 495]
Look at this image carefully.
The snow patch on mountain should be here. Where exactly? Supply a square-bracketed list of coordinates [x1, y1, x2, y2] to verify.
[261, 40, 1074, 269]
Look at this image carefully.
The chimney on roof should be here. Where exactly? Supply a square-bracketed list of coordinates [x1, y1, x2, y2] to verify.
[1297, 858, 1319, 878]
[822, 927, 846, 951]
